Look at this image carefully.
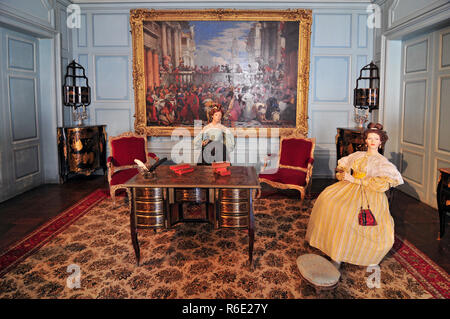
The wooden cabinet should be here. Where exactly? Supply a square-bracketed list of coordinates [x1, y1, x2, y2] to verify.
[336, 127, 384, 164]
[57, 125, 107, 183]
[437, 168, 450, 239]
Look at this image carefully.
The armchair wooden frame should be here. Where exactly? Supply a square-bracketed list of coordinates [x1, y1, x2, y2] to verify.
[107, 132, 159, 205]
[258, 133, 316, 200]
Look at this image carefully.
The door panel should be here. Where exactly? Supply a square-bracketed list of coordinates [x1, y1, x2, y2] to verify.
[437, 76, 450, 152]
[399, 26, 450, 208]
[9, 77, 38, 140]
[429, 26, 450, 208]
[0, 27, 43, 202]
[399, 34, 431, 203]
[402, 80, 427, 146]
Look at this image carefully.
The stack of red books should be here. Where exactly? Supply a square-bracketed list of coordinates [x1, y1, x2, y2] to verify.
[212, 162, 231, 176]
[170, 163, 194, 175]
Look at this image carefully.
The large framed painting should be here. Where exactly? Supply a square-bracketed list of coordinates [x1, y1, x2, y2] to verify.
[130, 9, 312, 137]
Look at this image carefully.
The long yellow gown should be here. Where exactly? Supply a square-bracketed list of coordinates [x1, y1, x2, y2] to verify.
[305, 151, 404, 266]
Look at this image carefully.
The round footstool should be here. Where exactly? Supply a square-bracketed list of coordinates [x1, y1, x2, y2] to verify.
[296, 254, 340, 289]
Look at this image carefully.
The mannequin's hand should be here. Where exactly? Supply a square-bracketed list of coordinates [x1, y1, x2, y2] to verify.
[343, 172, 356, 184]
[202, 139, 211, 147]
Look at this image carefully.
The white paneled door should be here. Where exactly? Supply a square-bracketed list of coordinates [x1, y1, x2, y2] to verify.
[399, 26, 450, 208]
[0, 27, 43, 202]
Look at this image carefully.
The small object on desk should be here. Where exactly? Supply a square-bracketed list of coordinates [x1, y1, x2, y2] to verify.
[134, 159, 148, 171]
[134, 159, 156, 179]
[218, 169, 231, 176]
[174, 166, 194, 175]
[149, 157, 167, 172]
[214, 167, 231, 176]
[170, 163, 191, 171]
[212, 162, 230, 169]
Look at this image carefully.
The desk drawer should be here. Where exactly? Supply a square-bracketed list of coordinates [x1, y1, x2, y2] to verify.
[135, 187, 163, 201]
[219, 188, 249, 201]
[135, 200, 164, 213]
[219, 201, 249, 214]
[136, 213, 165, 228]
[219, 215, 248, 228]
[175, 188, 207, 202]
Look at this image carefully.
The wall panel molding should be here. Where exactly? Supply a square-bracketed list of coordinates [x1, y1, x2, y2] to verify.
[401, 148, 424, 185]
[313, 55, 350, 103]
[357, 14, 368, 48]
[92, 13, 130, 47]
[8, 76, 38, 142]
[401, 79, 427, 147]
[94, 55, 129, 101]
[313, 13, 352, 48]
[13, 145, 40, 180]
[94, 108, 131, 138]
[440, 30, 450, 69]
[7, 36, 35, 72]
[436, 76, 450, 154]
[404, 39, 428, 74]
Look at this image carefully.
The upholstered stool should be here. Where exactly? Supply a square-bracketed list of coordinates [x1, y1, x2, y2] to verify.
[296, 254, 340, 289]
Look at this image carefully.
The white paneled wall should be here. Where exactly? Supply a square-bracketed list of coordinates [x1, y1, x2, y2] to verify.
[309, 10, 373, 177]
[72, 8, 133, 138]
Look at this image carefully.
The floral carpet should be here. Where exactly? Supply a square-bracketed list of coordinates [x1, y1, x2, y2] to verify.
[0, 189, 448, 299]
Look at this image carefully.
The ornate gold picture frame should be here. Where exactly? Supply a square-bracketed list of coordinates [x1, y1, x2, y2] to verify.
[130, 9, 312, 137]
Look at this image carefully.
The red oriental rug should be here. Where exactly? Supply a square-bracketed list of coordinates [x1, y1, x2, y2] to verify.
[0, 190, 448, 299]
[0, 189, 107, 278]
[390, 235, 449, 299]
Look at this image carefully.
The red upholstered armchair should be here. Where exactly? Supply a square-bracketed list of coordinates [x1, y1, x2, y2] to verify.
[258, 135, 315, 200]
[107, 132, 159, 205]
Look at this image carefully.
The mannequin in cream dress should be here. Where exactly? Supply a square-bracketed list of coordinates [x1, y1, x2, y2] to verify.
[193, 105, 235, 164]
[305, 123, 404, 268]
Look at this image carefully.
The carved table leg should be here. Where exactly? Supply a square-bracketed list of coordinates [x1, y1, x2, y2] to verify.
[129, 188, 140, 265]
[437, 176, 445, 240]
[249, 189, 255, 268]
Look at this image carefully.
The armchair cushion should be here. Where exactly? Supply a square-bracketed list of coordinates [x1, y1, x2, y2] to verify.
[259, 168, 307, 187]
[111, 137, 147, 166]
[279, 138, 314, 169]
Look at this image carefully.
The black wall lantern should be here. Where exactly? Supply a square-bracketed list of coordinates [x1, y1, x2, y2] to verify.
[354, 61, 379, 112]
[353, 61, 379, 127]
[63, 60, 91, 125]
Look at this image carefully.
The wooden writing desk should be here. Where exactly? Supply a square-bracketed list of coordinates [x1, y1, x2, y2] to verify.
[123, 165, 260, 267]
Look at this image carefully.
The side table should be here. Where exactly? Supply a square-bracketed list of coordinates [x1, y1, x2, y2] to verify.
[437, 168, 450, 239]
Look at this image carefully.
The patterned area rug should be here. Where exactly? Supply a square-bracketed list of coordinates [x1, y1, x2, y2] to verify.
[0, 190, 448, 299]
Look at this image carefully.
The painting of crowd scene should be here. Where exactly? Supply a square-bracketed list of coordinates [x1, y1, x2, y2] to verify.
[143, 20, 300, 128]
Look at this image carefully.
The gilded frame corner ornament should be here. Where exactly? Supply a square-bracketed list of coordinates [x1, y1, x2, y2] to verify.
[130, 9, 312, 137]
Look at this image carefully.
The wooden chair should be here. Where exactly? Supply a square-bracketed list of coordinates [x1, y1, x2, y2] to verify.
[107, 132, 159, 205]
[258, 134, 316, 200]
